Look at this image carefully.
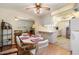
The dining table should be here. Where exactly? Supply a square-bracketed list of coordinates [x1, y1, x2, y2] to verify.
[19, 36, 43, 54]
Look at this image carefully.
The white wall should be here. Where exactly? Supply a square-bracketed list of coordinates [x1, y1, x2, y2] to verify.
[13, 20, 33, 32]
[58, 21, 69, 36]
[51, 16, 67, 37]
[38, 15, 53, 25]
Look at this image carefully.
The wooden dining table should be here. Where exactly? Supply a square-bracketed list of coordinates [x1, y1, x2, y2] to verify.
[19, 36, 43, 54]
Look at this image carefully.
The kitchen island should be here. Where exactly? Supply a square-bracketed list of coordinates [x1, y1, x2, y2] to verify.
[38, 29, 58, 44]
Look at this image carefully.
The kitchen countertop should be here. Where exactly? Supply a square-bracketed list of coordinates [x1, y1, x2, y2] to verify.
[38, 29, 56, 33]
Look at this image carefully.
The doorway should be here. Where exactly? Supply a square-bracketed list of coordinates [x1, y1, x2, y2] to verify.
[55, 21, 71, 51]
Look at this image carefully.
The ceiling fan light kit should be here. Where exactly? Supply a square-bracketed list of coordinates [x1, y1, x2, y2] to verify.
[26, 3, 50, 14]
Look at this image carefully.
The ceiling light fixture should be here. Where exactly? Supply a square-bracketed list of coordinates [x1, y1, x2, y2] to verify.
[25, 3, 50, 14]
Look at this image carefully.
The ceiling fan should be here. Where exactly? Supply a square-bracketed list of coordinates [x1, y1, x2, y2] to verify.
[25, 3, 50, 14]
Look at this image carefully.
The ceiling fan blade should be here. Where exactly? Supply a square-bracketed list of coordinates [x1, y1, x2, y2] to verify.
[42, 7, 50, 10]
[25, 7, 31, 10]
[26, 7, 35, 9]
[25, 5, 36, 10]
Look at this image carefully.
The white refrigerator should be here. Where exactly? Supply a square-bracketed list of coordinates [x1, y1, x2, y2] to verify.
[70, 18, 79, 55]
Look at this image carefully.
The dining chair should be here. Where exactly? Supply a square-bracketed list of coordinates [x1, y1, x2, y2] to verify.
[16, 36, 36, 55]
